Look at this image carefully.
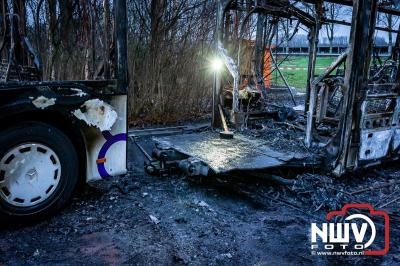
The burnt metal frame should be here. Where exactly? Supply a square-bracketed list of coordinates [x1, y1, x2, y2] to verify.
[306, 0, 400, 176]
[332, 0, 379, 175]
[212, 0, 318, 128]
[213, 0, 400, 176]
[303, 0, 400, 16]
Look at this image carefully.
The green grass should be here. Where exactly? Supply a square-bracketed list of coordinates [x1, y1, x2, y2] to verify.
[271, 56, 338, 91]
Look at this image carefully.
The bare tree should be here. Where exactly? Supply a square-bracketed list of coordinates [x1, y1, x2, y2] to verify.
[6, 0, 216, 124]
[378, 12, 399, 55]
[46, 0, 57, 79]
[103, 0, 111, 79]
[324, 3, 343, 54]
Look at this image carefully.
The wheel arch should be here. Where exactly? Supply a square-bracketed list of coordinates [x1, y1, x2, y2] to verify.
[0, 110, 87, 187]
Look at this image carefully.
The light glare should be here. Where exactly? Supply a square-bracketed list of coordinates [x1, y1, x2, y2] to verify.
[211, 58, 223, 72]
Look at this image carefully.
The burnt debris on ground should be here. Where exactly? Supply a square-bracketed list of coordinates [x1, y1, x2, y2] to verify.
[242, 89, 317, 156]
[151, 89, 321, 177]
[1, 137, 400, 265]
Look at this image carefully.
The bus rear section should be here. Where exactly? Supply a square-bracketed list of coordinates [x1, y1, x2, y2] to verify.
[0, 0, 128, 221]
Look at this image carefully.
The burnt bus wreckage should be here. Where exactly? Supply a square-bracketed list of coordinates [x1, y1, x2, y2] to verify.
[1, 0, 400, 221]
[0, 0, 128, 220]
[148, 0, 400, 178]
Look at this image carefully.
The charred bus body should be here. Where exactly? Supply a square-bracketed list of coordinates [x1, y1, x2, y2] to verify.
[209, 0, 400, 176]
[0, 0, 128, 220]
[150, 1, 400, 179]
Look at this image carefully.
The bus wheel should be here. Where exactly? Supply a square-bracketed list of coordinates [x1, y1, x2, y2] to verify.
[0, 122, 79, 222]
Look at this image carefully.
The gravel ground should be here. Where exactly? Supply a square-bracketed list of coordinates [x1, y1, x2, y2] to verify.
[1, 137, 400, 265]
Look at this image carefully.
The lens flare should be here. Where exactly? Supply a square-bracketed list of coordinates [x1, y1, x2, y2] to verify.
[211, 58, 223, 72]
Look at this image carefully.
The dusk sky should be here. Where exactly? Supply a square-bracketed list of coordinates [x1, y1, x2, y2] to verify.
[295, 3, 399, 43]
[306, 17, 398, 43]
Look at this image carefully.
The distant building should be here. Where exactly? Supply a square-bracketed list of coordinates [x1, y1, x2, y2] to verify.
[273, 35, 390, 55]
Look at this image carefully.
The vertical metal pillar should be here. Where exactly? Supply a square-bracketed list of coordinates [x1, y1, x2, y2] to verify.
[333, 0, 377, 175]
[304, 3, 322, 147]
[393, 24, 400, 82]
[304, 2, 321, 116]
[254, 13, 267, 99]
[212, 1, 225, 128]
[114, 0, 128, 93]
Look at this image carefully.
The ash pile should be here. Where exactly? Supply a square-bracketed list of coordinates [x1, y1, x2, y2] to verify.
[241, 88, 319, 156]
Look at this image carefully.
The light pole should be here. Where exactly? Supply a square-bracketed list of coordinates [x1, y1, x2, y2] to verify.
[211, 57, 223, 128]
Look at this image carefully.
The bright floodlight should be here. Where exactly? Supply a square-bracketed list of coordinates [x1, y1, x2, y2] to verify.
[211, 58, 223, 72]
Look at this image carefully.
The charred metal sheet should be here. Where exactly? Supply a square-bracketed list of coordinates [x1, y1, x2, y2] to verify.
[154, 132, 308, 173]
[357, 87, 400, 161]
[359, 130, 392, 160]
[356, 84, 400, 162]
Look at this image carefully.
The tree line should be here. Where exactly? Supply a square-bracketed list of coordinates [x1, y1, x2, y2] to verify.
[14, 0, 216, 124]
[4, 1, 398, 124]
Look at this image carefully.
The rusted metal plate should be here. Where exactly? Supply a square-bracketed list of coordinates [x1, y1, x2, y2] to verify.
[154, 131, 308, 173]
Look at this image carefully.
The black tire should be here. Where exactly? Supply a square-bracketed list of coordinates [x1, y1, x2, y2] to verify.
[0, 122, 79, 222]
